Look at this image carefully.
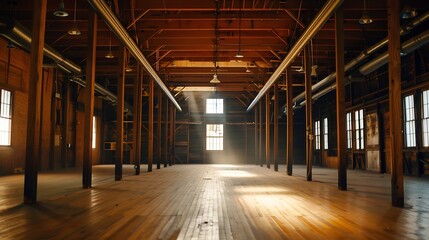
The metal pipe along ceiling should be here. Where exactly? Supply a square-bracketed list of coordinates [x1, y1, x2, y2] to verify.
[0, 17, 118, 103]
[87, 0, 182, 112]
[246, 0, 343, 112]
[292, 11, 429, 105]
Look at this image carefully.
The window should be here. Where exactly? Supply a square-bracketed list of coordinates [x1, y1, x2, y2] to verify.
[355, 109, 365, 150]
[323, 118, 328, 150]
[314, 120, 321, 150]
[92, 116, 96, 149]
[404, 95, 416, 147]
[206, 124, 223, 150]
[422, 90, 429, 147]
[346, 112, 352, 149]
[206, 98, 223, 114]
[0, 89, 12, 146]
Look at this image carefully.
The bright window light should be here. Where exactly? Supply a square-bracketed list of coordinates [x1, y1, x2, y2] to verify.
[206, 98, 223, 114]
[346, 112, 352, 149]
[422, 90, 429, 147]
[206, 124, 223, 150]
[323, 117, 328, 150]
[355, 109, 365, 150]
[315, 120, 320, 150]
[404, 95, 416, 147]
[0, 89, 12, 146]
[92, 116, 96, 149]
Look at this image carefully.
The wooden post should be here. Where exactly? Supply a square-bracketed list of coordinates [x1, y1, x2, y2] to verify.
[157, 87, 162, 169]
[148, 79, 154, 172]
[305, 45, 313, 181]
[335, 5, 347, 190]
[133, 65, 143, 175]
[245, 114, 248, 163]
[82, 11, 97, 188]
[265, 91, 271, 169]
[169, 101, 174, 166]
[254, 105, 259, 165]
[173, 107, 176, 165]
[286, 69, 293, 176]
[387, 0, 404, 207]
[23, 0, 47, 203]
[164, 98, 169, 168]
[259, 100, 263, 167]
[274, 81, 279, 171]
[115, 47, 126, 181]
[61, 80, 70, 168]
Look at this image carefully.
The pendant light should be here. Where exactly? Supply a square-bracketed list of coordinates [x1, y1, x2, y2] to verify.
[359, 0, 373, 25]
[53, 0, 69, 17]
[310, 40, 318, 77]
[235, 0, 244, 58]
[105, 31, 114, 59]
[68, 0, 81, 35]
[210, 1, 221, 84]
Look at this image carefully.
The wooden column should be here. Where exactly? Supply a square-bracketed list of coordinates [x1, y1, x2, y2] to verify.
[173, 107, 176, 165]
[82, 11, 97, 188]
[286, 69, 294, 176]
[133, 65, 143, 175]
[259, 100, 263, 167]
[164, 98, 169, 168]
[254, 105, 259, 165]
[274, 81, 279, 171]
[387, 0, 404, 207]
[61, 80, 70, 168]
[156, 87, 162, 169]
[148, 79, 154, 172]
[265, 91, 271, 169]
[335, 6, 347, 190]
[23, 0, 47, 203]
[169, 101, 174, 166]
[305, 45, 313, 181]
[115, 47, 126, 181]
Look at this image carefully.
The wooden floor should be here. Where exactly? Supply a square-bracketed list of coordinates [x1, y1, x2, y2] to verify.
[0, 164, 428, 239]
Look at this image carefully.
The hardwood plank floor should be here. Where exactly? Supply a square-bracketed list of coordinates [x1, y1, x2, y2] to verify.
[0, 164, 428, 239]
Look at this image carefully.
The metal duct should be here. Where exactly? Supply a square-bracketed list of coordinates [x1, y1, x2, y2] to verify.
[293, 11, 429, 105]
[246, 0, 343, 112]
[359, 29, 429, 75]
[0, 17, 120, 104]
[298, 30, 429, 107]
[87, 0, 182, 112]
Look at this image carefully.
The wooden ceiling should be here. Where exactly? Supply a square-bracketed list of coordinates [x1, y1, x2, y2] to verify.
[1, 0, 429, 96]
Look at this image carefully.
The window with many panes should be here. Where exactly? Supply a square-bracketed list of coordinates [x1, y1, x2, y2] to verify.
[315, 120, 321, 150]
[323, 118, 328, 150]
[0, 89, 12, 146]
[422, 90, 429, 147]
[206, 98, 223, 114]
[92, 116, 96, 149]
[355, 109, 365, 150]
[206, 124, 223, 150]
[403, 95, 416, 147]
[346, 112, 352, 149]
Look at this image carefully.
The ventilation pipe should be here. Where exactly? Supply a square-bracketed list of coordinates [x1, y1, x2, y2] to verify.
[0, 17, 119, 104]
[292, 11, 429, 105]
[245, 0, 343, 111]
[359, 29, 429, 75]
[298, 29, 429, 107]
[87, 0, 182, 112]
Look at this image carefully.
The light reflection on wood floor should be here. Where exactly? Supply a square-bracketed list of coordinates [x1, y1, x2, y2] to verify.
[0, 164, 428, 239]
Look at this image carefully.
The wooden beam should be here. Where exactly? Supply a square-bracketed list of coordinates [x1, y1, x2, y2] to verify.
[286, 69, 293, 176]
[23, 0, 47, 203]
[61, 80, 70, 168]
[148, 79, 154, 172]
[254, 105, 259, 165]
[304, 45, 313, 181]
[82, 11, 97, 188]
[133, 65, 143, 175]
[387, 0, 404, 207]
[157, 87, 162, 169]
[115, 47, 126, 181]
[265, 91, 270, 169]
[259, 100, 263, 167]
[274, 81, 279, 172]
[335, 5, 347, 191]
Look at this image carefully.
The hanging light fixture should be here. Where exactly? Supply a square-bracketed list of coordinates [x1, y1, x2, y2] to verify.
[211, 1, 221, 84]
[400, 4, 417, 19]
[68, 0, 81, 35]
[310, 40, 318, 77]
[235, 0, 244, 58]
[359, 0, 373, 25]
[125, 50, 132, 72]
[54, 0, 69, 17]
[105, 32, 114, 58]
